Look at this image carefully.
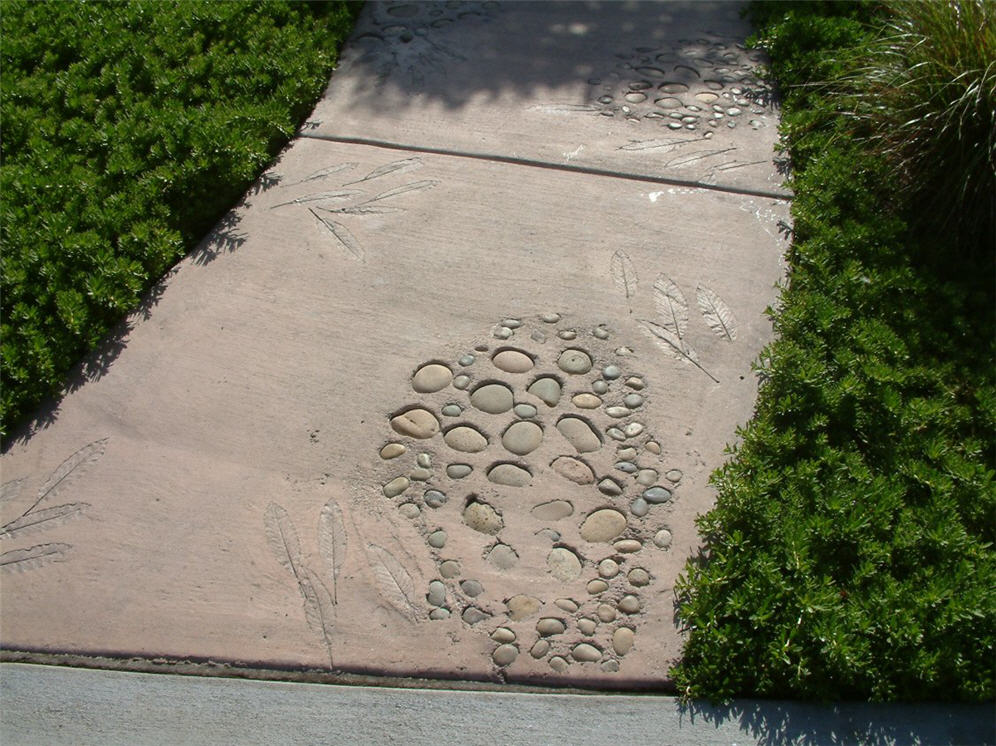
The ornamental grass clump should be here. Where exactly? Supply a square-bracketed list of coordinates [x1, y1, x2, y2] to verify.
[844, 0, 996, 253]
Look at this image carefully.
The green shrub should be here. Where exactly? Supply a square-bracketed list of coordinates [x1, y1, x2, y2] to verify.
[1, 1, 359, 438]
[673, 1, 996, 702]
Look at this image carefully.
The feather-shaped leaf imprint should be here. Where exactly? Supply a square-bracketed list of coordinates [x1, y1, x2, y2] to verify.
[343, 157, 422, 186]
[283, 162, 358, 187]
[640, 320, 719, 384]
[264, 503, 303, 576]
[652, 274, 689, 342]
[0, 503, 89, 540]
[270, 189, 363, 209]
[610, 250, 638, 309]
[309, 209, 364, 260]
[318, 499, 348, 604]
[299, 566, 336, 666]
[325, 205, 402, 216]
[696, 285, 738, 341]
[0, 543, 71, 572]
[368, 179, 440, 203]
[26, 438, 107, 518]
[366, 543, 419, 622]
[0, 478, 25, 506]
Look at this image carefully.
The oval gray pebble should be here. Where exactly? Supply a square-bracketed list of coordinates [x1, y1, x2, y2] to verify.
[630, 497, 649, 517]
[549, 656, 569, 672]
[541, 312, 561, 323]
[424, 490, 447, 508]
[460, 579, 484, 597]
[624, 394, 644, 408]
[441, 404, 463, 417]
[527, 377, 562, 407]
[458, 354, 475, 366]
[502, 318, 522, 329]
[439, 560, 461, 578]
[615, 461, 638, 473]
[597, 478, 623, 497]
[427, 530, 447, 548]
[429, 608, 450, 620]
[601, 659, 620, 673]
[605, 406, 630, 418]
[603, 365, 621, 380]
[383, 477, 410, 498]
[514, 403, 537, 418]
[557, 330, 577, 340]
[643, 486, 672, 504]
[493, 326, 513, 339]
[536, 617, 566, 636]
[666, 469, 683, 483]
[592, 380, 609, 394]
[470, 383, 514, 414]
[399, 502, 421, 519]
[531, 640, 550, 658]
[492, 643, 518, 666]
[606, 427, 626, 441]
[593, 326, 609, 339]
[462, 606, 491, 625]
[453, 375, 471, 389]
[558, 349, 592, 374]
[427, 580, 447, 606]
[636, 469, 659, 486]
[446, 463, 473, 479]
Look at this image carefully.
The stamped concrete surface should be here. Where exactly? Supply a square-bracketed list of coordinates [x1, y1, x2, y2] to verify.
[1, 2, 788, 687]
[3, 664, 994, 746]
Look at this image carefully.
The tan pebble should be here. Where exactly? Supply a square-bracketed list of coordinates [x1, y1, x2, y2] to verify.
[617, 447, 638, 460]
[558, 348, 593, 374]
[617, 595, 641, 614]
[605, 406, 630, 418]
[528, 377, 562, 406]
[463, 501, 503, 534]
[492, 644, 518, 666]
[492, 349, 534, 373]
[654, 529, 673, 549]
[601, 659, 620, 673]
[398, 503, 421, 519]
[613, 627, 635, 656]
[578, 617, 598, 636]
[491, 627, 516, 643]
[383, 476, 410, 498]
[470, 383, 514, 414]
[501, 420, 543, 455]
[597, 604, 616, 622]
[439, 560, 461, 578]
[587, 579, 609, 595]
[380, 443, 406, 459]
[556, 416, 603, 453]
[572, 393, 602, 409]
[411, 363, 453, 393]
[636, 468, 659, 486]
[506, 595, 542, 621]
[547, 547, 583, 582]
[666, 468, 683, 483]
[410, 467, 432, 481]
[572, 643, 602, 663]
[487, 463, 532, 487]
[443, 425, 489, 453]
[488, 543, 519, 570]
[549, 656, 570, 672]
[624, 376, 645, 390]
[531, 639, 550, 658]
[628, 568, 651, 586]
[551, 456, 595, 484]
[555, 598, 579, 613]
[614, 539, 642, 553]
[624, 422, 645, 437]
[536, 617, 567, 636]
[581, 509, 628, 543]
[645, 440, 662, 454]
[598, 558, 620, 578]
[390, 409, 440, 439]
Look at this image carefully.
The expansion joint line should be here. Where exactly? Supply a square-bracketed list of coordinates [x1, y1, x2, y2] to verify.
[298, 133, 793, 202]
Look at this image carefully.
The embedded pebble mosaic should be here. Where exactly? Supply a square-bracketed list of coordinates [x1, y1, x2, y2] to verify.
[375, 314, 683, 677]
[581, 38, 773, 133]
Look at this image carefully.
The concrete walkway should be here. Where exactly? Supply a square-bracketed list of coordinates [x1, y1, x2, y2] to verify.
[4, 0, 783, 689]
[3, 664, 993, 745]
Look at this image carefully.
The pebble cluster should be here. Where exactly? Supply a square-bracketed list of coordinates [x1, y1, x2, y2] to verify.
[376, 314, 681, 676]
[584, 38, 773, 134]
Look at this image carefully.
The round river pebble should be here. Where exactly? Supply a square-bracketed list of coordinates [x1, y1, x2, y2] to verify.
[488, 543, 518, 570]
[463, 501, 503, 534]
[446, 463, 472, 479]
[380, 443, 406, 459]
[628, 568, 650, 586]
[491, 627, 516, 643]
[630, 497, 650, 517]
[537, 618, 566, 636]
[643, 486, 672, 504]
[461, 579, 484, 597]
[502, 421, 543, 455]
[555, 598, 579, 613]
[439, 560, 461, 578]
[506, 594, 541, 621]
[592, 380, 609, 394]
[441, 404, 462, 417]
[411, 364, 453, 393]
[470, 383, 514, 414]
[390, 409, 439, 439]
[557, 416, 602, 453]
[444, 426, 489, 453]
[487, 463, 532, 487]
[654, 529, 673, 549]
[572, 643, 602, 663]
[492, 644, 518, 666]
[547, 547, 582, 582]
[492, 349, 534, 373]
[551, 456, 595, 484]
[383, 477, 410, 498]
[598, 558, 620, 578]
[581, 509, 628, 543]
[427, 530, 447, 548]
[453, 375, 471, 390]
[531, 500, 574, 521]
[572, 393, 602, 409]
[527, 377, 561, 406]
[424, 490, 447, 508]
[557, 348, 593, 374]
[613, 627, 635, 656]
[514, 403, 537, 418]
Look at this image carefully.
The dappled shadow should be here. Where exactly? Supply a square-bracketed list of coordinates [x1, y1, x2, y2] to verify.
[324, 1, 769, 114]
[191, 210, 248, 266]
